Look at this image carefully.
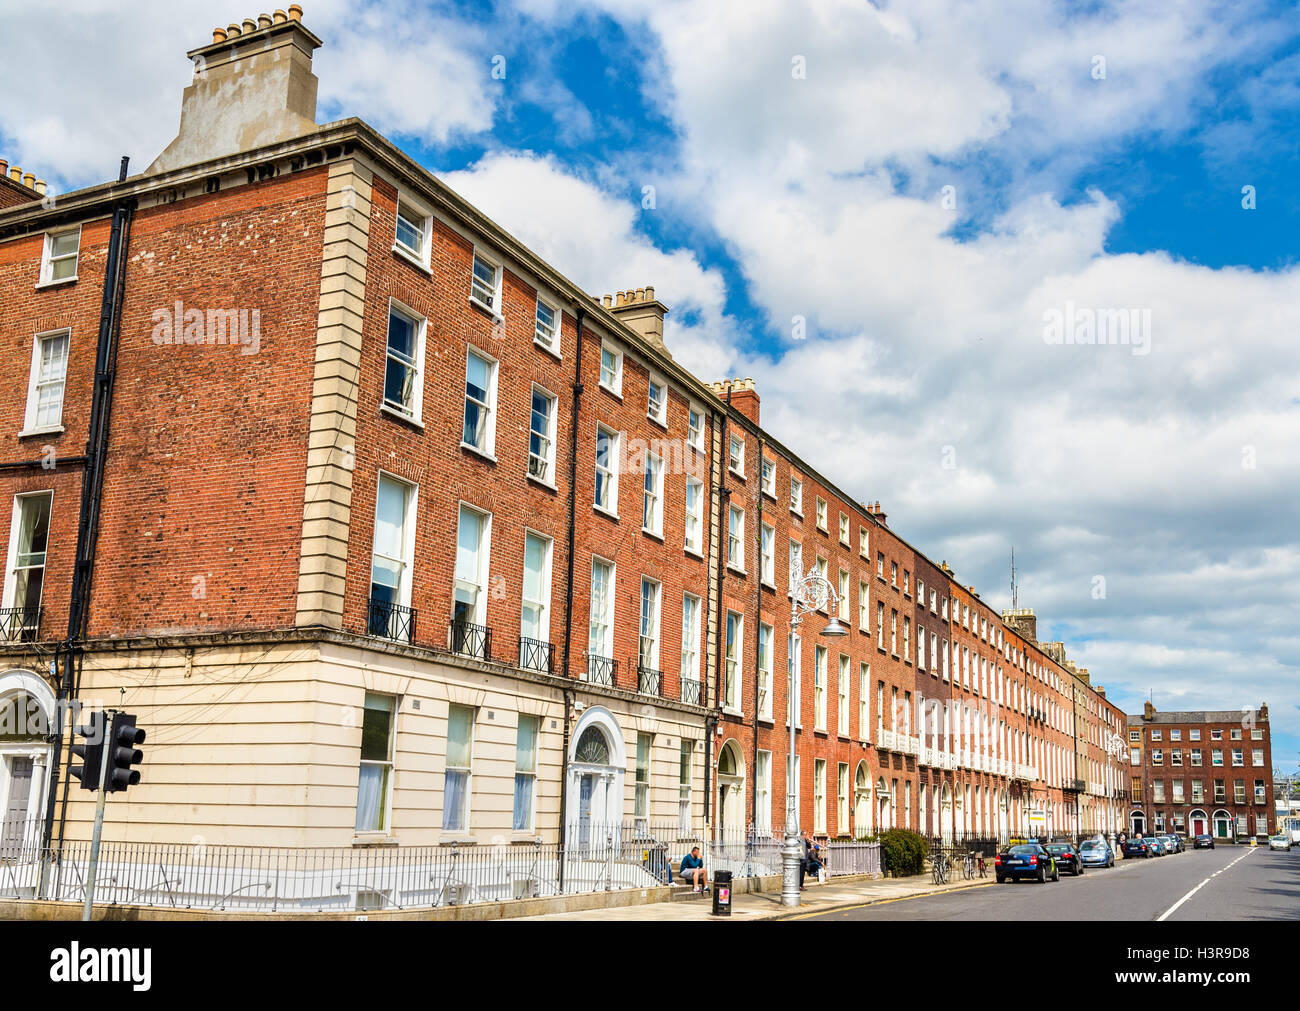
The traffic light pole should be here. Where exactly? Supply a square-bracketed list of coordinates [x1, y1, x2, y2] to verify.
[81, 708, 115, 923]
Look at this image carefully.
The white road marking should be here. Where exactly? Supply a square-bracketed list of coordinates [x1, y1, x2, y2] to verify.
[1156, 847, 1256, 921]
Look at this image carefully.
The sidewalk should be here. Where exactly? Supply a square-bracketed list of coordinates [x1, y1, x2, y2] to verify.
[511, 872, 994, 921]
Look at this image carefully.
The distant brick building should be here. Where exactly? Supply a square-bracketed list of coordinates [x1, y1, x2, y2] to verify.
[1127, 703, 1274, 840]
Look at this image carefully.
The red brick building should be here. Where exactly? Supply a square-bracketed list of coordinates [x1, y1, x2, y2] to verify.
[1127, 703, 1274, 840]
[0, 11, 1244, 861]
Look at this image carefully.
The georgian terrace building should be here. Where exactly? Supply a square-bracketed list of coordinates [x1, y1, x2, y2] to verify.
[0, 9, 1133, 858]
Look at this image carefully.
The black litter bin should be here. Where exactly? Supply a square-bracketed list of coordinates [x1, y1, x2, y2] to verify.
[712, 870, 733, 916]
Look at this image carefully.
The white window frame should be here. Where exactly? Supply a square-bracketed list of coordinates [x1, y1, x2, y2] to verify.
[38, 226, 80, 287]
[382, 299, 426, 425]
[790, 476, 803, 516]
[588, 556, 615, 662]
[859, 527, 868, 558]
[838, 512, 849, 545]
[452, 502, 491, 628]
[681, 594, 701, 696]
[393, 194, 432, 269]
[355, 692, 398, 835]
[527, 384, 558, 486]
[859, 580, 869, 632]
[469, 250, 503, 317]
[684, 477, 704, 555]
[534, 296, 561, 356]
[599, 339, 623, 396]
[816, 497, 827, 531]
[756, 750, 772, 833]
[642, 452, 664, 536]
[814, 759, 827, 833]
[461, 345, 499, 460]
[727, 505, 745, 573]
[594, 425, 620, 517]
[758, 622, 773, 721]
[369, 472, 417, 616]
[761, 457, 776, 498]
[519, 530, 553, 653]
[2, 490, 54, 619]
[761, 523, 775, 587]
[729, 434, 745, 477]
[838, 654, 849, 735]
[687, 404, 705, 452]
[638, 577, 662, 674]
[724, 610, 743, 713]
[647, 373, 668, 427]
[814, 645, 827, 731]
[513, 714, 540, 832]
[21, 328, 70, 436]
[443, 704, 475, 833]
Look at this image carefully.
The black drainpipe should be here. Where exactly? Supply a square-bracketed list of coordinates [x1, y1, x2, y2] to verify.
[707, 389, 731, 836]
[47, 155, 133, 864]
[557, 306, 586, 869]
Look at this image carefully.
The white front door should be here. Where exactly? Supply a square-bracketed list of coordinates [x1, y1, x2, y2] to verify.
[1, 755, 34, 857]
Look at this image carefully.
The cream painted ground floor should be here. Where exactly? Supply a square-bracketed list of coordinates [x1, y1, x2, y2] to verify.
[0, 631, 714, 850]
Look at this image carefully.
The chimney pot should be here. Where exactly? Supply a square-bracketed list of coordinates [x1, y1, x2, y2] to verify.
[8, 166, 20, 181]
[0, 159, 8, 175]
[22, 172, 34, 189]
[602, 294, 612, 308]
[242, 18, 257, 33]
[213, 27, 228, 43]
[635, 287, 645, 302]
[227, 22, 241, 36]
[288, 3, 303, 21]
[615, 292, 625, 307]
[645, 285, 654, 301]
[258, 13, 273, 28]
[273, 8, 288, 22]
[34, 179, 46, 195]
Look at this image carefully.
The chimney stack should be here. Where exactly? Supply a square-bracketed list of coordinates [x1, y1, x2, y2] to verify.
[1143, 700, 1156, 721]
[603, 285, 671, 358]
[147, 9, 323, 175]
[710, 378, 760, 425]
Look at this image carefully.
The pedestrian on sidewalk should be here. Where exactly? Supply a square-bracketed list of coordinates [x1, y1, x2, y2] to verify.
[679, 847, 709, 892]
[800, 831, 826, 890]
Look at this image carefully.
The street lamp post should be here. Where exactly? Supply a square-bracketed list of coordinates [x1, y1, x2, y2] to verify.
[782, 564, 848, 908]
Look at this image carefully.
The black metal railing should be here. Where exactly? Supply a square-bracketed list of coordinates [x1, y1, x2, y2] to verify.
[587, 654, 617, 687]
[518, 637, 553, 674]
[681, 679, 702, 706]
[1065, 779, 1086, 793]
[0, 605, 42, 643]
[634, 664, 662, 697]
[451, 620, 492, 661]
[367, 599, 416, 644]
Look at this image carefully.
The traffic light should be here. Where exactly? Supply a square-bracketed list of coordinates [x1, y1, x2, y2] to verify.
[104, 711, 146, 793]
[68, 710, 106, 791]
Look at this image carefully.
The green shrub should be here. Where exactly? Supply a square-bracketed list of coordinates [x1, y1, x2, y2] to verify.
[878, 828, 929, 876]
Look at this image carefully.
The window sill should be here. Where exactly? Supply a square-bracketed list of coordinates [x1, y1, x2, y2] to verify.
[352, 833, 399, 847]
[684, 546, 704, 560]
[762, 489, 777, 502]
[440, 835, 478, 846]
[534, 337, 562, 361]
[760, 579, 777, 592]
[728, 468, 746, 481]
[647, 413, 668, 430]
[35, 276, 77, 290]
[468, 295, 502, 322]
[727, 564, 747, 577]
[392, 243, 433, 274]
[641, 526, 664, 543]
[722, 707, 745, 719]
[790, 508, 803, 519]
[598, 381, 623, 400]
[17, 425, 64, 439]
[380, 403, 424, 429]
[758, 715, 775, 727]
[593, 504, 619, 522]
[460, 441, 498, 464]
[526, 472, 558, 492]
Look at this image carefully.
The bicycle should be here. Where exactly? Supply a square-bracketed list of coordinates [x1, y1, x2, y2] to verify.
[962, 851, 975, 880]
[976, 853, 987, 878]
[931, 851, 950, 885]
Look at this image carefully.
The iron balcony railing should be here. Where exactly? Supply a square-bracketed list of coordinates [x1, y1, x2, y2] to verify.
[450, 620, 492, 661]
[586, 654, 617, 687]
[0, 605, 42, 644]
[518, 637, 553, 674]
[634, 663, 662, 697]
[367, 599, 416, 645]
[681, 679, 702, 706]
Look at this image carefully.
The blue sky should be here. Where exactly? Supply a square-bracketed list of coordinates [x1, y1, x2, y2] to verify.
[3, 0, 1299, 772]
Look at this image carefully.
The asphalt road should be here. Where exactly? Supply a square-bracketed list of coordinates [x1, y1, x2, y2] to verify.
[798, 844, 1300, 921]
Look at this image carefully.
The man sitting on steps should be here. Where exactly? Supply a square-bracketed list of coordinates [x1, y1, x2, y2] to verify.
[678, 847, 709, 892]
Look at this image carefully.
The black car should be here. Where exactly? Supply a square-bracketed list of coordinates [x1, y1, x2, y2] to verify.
[1046, 842, 1084, 875]
[1194, 834, 1215, 849]
[1122, 838, 1153, 858]
[995, 842, 1059, 883]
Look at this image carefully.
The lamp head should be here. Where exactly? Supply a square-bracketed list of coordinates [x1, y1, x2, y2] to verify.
[819, 616, 849, 637]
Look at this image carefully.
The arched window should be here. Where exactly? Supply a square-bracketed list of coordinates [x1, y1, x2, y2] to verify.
[574, 726, 610, 765]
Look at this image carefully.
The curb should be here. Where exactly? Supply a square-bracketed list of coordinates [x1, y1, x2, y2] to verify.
[760, 876, 996, 921]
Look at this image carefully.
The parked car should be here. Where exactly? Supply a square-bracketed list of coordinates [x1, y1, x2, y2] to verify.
[1160, 834, 1183, 854]
[1147, 837, 1167, 856]
[1078, 838, 1115, 868]
[995, 842, 1059, 883]
[1122, 838, 1153, 859]
[1193, 834, 1215, 849]
[1268, 834, 1292, 852]
[1045, 842, 1084, 876]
